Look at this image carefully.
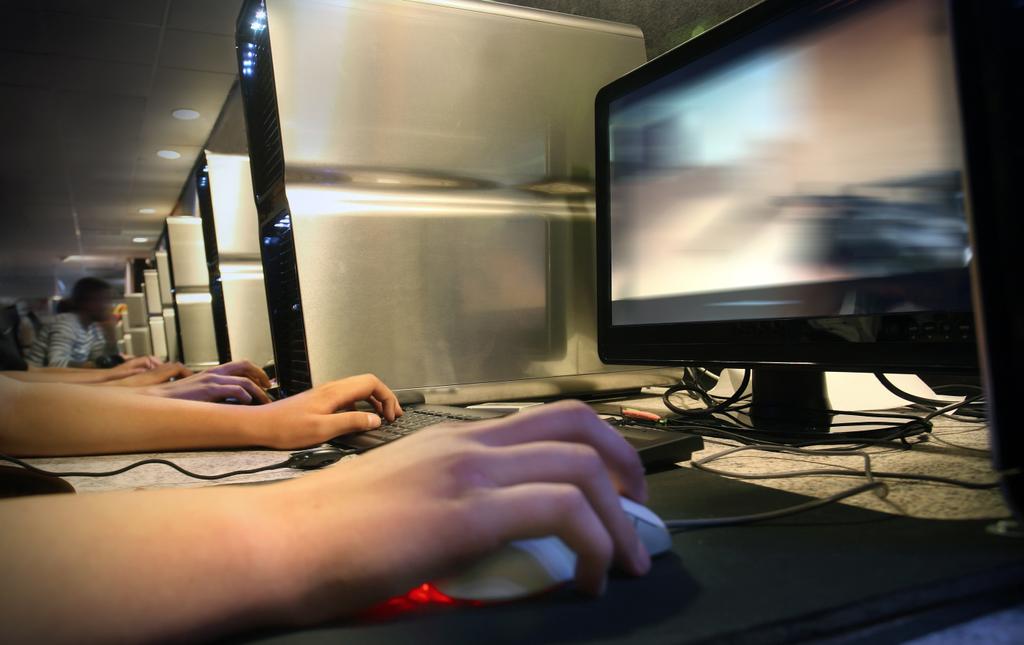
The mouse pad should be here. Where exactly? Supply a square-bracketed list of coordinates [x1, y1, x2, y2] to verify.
[234, 468, 1024, 645]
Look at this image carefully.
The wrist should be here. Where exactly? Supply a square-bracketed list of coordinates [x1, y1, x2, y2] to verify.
[216, 405, 271, 448]
[247, 477, 371, 624]
[197, 486, 321, 629]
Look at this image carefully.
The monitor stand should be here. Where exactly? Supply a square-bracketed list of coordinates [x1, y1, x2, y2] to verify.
[747, 368, 832, 433]
[720, 368, 923, 437]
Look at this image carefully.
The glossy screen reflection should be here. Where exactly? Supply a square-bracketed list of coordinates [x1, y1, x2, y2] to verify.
[609, 0, 972, 326]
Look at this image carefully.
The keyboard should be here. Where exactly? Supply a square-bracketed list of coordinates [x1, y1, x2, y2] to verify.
[330, 405, 703, 468]
[330, 405, 502, 451]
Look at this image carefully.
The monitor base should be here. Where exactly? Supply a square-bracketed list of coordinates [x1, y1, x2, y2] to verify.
[706, 368, 929, 440]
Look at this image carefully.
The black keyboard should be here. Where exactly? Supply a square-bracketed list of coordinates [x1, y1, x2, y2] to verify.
[329, 405, 503, 451]
[330, 405, 704, 468]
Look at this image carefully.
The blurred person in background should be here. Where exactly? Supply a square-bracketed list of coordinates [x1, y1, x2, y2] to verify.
[25, 277, 141, 369]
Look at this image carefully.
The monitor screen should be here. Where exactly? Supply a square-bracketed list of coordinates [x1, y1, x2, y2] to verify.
[608, 0, 971, 327]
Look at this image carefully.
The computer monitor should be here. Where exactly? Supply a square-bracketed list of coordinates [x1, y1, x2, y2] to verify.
[194, 157, 233, 365]
[596, 0, 979, 431]
[234, 0, 660, 399]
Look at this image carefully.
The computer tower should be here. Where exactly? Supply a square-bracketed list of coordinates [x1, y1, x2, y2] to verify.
[236, 0, 678, 399]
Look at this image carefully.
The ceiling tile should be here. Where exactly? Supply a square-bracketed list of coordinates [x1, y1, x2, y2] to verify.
[168, 0, 244, 36]
[54, 90, 147, 144]
[140, 67, 235, 145]
[159, 28, 238, 74]
[0, 9, 49, 54]
[0, 52, 54, 89]
[50, 57, 153, 97]
[0, 200, 79, 252]
[42, 0, 169, 26]
[47, 14, 161, 65]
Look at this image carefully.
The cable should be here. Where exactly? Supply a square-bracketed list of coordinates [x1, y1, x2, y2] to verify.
[875, 374, 987, 421]
[648, 372, 987, 449]
[874, 373, 958, 407]
[0, 453, 295, 481]
[665, 481, 887, 531]
[663, 369, 751, 417]
[692, 441, 998, 486]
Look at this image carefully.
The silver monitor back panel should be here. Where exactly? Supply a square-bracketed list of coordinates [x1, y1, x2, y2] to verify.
[166, 216, 220, 368]
[204, 152, 275, 367]
[155, 251, 174, 306]
[124, 293, 147, 328]
[154, 250, 180, 361]
[148, 316, 168, 362]
[143, 270, 162, 316]
[163, 307, 179, 365]
[239, 0, 679, 399]
[124, 326, 152, 357]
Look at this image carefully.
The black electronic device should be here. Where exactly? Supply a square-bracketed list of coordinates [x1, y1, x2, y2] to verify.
[331, 405, 704, 469]
[595, 0, 981, 433]
[287, 447, 347, 470]
[194, 156, 233, 365]
[952, 0, 1024, 524]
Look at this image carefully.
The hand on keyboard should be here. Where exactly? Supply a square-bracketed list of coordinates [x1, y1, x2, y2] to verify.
[250, 373, 404, 449]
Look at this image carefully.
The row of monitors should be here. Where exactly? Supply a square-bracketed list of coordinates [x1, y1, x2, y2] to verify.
[141, 0, 672, 401]
[128, 155, 275, 372]
[147, 0, 995, 403]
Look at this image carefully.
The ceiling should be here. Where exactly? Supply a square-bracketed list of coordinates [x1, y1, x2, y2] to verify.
[0, 0, 245, 299]
[0, 0, 753, 301]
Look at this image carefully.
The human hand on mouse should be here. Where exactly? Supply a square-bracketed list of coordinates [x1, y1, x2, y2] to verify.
[262, 400, 651, 622]
[248, 373, 403, 449]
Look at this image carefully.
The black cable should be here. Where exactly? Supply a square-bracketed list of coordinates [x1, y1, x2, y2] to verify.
[874, 373, 957, 407]
[650, 374, 986, 449]
[663, 369, 751, 417]
[875, 374, 987, 420]
[656, 414, 930, 448]
[0, 453, 295, 481]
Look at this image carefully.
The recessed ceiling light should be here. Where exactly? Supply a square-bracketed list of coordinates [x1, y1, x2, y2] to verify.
[171, 108, 200, 120]
[138, 208, 156, 214]
[156, 150, 181, 160]
[132, 237, 150, 244]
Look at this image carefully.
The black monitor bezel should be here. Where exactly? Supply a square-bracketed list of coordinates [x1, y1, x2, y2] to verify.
[595, 0, 978, 374]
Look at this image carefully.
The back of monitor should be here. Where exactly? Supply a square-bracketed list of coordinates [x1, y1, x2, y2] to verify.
[239, 0, 678, 400]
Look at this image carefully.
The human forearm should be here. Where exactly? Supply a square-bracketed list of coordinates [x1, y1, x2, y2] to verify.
[0, 378, 262, 456]
[2, 369, 118, 384]
[0, 402, 654, 641]
[0, 485, 303, 643]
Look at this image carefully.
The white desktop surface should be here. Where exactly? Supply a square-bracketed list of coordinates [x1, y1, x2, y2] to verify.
[22, 397, 1005, 523]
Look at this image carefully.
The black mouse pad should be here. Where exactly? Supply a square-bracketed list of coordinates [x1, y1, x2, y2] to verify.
[235, 468, 1024, 645]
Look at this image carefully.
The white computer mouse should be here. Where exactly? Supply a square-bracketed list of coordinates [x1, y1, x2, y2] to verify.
[433, 496, 672, 602]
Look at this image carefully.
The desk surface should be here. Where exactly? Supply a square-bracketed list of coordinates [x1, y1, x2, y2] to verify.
[26, 399, 1003, 523]
[238, 467, 1024, 645]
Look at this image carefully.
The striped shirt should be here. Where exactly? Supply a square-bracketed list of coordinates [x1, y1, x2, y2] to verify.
[25, 313, 109, 368]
